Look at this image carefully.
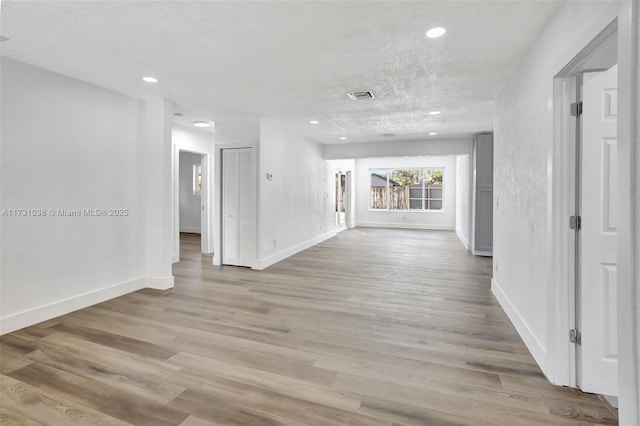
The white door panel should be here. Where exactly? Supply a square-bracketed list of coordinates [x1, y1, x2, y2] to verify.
[580, 64, 618, 396]
[222, 148, 255, 267]
[223, 216, 238, 260]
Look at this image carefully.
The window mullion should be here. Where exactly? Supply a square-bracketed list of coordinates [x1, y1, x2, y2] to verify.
[386, 173, 390, 210]
[422, 169, 425, 210]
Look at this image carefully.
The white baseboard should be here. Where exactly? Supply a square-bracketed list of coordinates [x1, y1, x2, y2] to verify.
[179, 227, 201, 234]
[456, 228, 470, 250]
[255, 230, 337, 270]
[146, 276, 175, 290]
[0, 277, 148, 335]
[357, 222, 454, 231]
[0, 275, 176, 335]
[491, 278, 547, 371]
[603, 395, 619, 409]
[473, 249, 493, 256]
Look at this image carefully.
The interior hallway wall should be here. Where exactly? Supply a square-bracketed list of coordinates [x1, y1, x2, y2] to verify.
[1, 58, 145, 333]
[492, 0, 633, 399]
[323, 137, 472, 160]
[257, 119, 350, 269]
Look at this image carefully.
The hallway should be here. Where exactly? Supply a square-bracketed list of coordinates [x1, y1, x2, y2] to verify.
[1, 229, 616, 425]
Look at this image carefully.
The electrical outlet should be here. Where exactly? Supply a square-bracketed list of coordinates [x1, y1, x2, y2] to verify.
[494, 262, 499, 272]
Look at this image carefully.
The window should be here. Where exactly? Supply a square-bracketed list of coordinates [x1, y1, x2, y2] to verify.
[193, 163, 202, 195]
[370, 168, 443, 210]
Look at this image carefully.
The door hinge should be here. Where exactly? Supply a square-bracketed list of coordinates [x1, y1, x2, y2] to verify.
[569, 329, 581, 344]
[569, 215, 581, 230]
[571, 102, 583, 117]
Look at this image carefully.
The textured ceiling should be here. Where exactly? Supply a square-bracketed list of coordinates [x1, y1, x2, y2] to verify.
[1, 1, 561, 144]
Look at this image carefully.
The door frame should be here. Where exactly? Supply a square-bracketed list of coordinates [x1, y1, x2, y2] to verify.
[334, 170, 352, 230]
[213, 144, 257, 268]
[345, 171, 353, 228]
[172, 147, 212, 263]
[335, 171, 347, 229]
[553, 19, 617, 389]
[551, 4, 638, 422]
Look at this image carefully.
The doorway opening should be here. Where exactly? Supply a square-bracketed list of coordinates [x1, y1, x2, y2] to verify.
[336, 172, 347, 227]
[553, 19, 621, 405]
[174, 149, 212, 262]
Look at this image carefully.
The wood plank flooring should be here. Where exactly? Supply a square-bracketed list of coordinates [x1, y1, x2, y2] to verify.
[1, 228, 617, 425]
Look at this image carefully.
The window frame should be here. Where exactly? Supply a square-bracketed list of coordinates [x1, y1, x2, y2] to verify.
[193, 163, 203, 195]
[369, 167, 444, 212]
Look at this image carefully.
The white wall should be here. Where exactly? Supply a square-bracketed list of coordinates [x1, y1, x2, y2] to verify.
[215, 116, 260, 147]
[179, 152, 202, 233]
[257, 119, 349, 269]
[355, 156, 456, 230]
[455, 155, 471, 249]
[0, 58, 166, 333]
[173, 125, 215, 153]
[492, 0, 627, 390]
[323, 137, 472, 160]
[139, 97, 174, 291]
[619, 1, 640, 422]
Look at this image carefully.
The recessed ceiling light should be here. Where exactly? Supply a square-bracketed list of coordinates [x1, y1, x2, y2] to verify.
[429, 132, 438, 136]
[428, 111, 441, 115]
[193, 121, 211, 128]
[309, 120, 319, 124]
[339, 136, 347, 140]
[142, 76, 158, 83]
[426, 27, 446, 38]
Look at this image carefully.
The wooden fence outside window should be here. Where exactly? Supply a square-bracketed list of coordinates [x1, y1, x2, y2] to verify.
[371, 184, 442, 210]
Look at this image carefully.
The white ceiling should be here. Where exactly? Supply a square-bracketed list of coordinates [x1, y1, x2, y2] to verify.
[1, 1, 561, 144]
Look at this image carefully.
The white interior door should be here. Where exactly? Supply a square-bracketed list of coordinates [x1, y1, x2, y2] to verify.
[222, 148, 255, 267]
[580, 64, 618, 396]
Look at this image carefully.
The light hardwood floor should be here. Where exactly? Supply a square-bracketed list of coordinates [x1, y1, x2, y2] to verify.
[1, 228, 617, 425]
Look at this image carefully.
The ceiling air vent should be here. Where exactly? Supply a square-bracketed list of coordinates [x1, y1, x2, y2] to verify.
[382, 133, 396, 137]
[347, 91, 375, 101]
